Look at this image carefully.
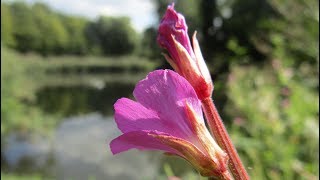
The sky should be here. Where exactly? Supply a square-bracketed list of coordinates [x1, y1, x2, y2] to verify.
[18, 0, 158, 32]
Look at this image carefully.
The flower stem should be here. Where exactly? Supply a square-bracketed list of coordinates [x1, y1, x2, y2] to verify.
[202, 98, 250, 180]
[208, 170, 233, 180]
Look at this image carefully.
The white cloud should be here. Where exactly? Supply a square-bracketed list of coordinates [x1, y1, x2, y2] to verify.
[20, 0, 158, 32]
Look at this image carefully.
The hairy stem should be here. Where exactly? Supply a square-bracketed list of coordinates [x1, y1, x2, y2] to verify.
[202, 98, 250, 180]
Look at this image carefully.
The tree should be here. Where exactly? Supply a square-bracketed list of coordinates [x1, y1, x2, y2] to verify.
[32, 3, 68, 55]
[1, 3, 15, 47]
[61, 16, 89, 55]
[86, 16, 138, 56]
[139, 27, 161, 59]
[10, 2, 40, 52]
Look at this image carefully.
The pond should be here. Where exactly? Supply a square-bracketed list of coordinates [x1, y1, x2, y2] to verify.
[2, 83, 196, 179]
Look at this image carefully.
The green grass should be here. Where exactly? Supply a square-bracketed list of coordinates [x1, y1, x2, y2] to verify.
[1, 172, 47, 180]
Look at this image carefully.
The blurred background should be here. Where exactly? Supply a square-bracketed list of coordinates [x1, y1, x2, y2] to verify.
[1, 0, 319, 179]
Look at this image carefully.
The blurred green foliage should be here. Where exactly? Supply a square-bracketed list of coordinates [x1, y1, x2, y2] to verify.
[1, 3, 15, 47]
[156, 0, 318, 179]
[1, 172, 47, 180]
[1, 46, 159, 136]
[60, 16, 89, 55]
[224, 0, 318, 179]
[86, 16, 138, 56]
[226, 63, 318, 179]
[1, 0, 318, 179]
[1, 48, 56, 136]
[31, 3, 68, 55]
[1, 2, 139, 56]
[139, 27, 162, 59]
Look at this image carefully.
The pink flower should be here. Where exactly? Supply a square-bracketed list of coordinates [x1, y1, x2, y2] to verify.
[157, 4, 213, 100]
[110, 70, 229, 177]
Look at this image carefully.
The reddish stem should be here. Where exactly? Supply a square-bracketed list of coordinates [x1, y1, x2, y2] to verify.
[217, 170, 234, 180]
[202, 98, 250, 180]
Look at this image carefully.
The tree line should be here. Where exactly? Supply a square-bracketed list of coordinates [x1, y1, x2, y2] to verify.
[1, 0, 317, 67]
[1, 2, 141, 56]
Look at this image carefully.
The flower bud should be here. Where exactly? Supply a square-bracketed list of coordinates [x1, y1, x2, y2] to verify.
[157, 3, 213, 100]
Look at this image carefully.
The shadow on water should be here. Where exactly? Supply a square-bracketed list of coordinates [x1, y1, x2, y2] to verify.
[36, 82, 135, 116]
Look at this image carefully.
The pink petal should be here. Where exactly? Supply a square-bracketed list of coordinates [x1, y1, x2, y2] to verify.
[109, 130, 179, 155]
[110, 130, 220, 176]
[114, 98, 185, 138]
[133, 70, 203, 139]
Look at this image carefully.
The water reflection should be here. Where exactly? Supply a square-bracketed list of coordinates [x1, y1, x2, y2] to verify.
[36, 83, 134, 116]
[2, 133, 54, 175]
[3, 82, 196, 179]
[3, 114, 164, 180]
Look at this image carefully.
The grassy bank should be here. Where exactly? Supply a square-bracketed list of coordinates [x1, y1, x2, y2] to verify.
[4, 48, 159, 88]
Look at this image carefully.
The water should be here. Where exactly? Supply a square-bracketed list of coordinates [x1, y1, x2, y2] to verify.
[36, 83, 135, 116]
[2, 83, 195, 179]
[2, 113, 163, 180]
